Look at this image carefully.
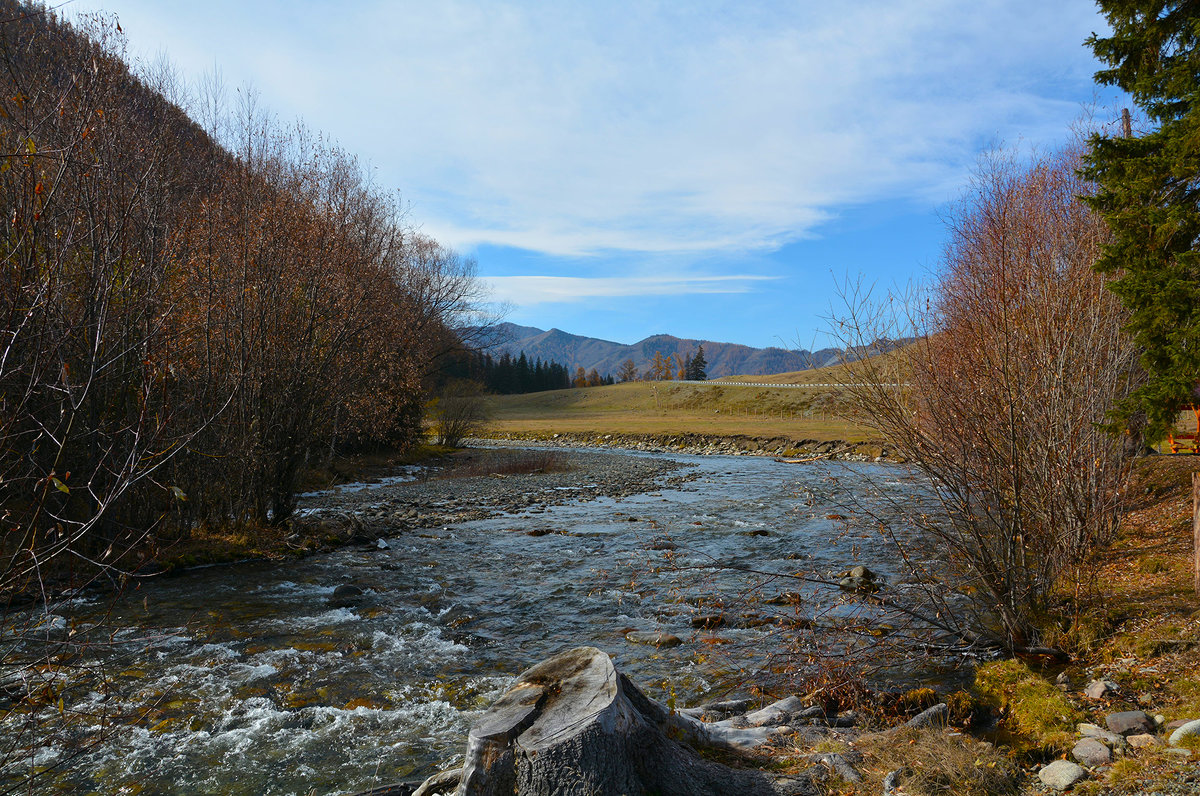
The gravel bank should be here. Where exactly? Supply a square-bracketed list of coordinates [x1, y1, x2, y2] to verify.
[294, 447, 695, 537]
[479, 431, 894, 460]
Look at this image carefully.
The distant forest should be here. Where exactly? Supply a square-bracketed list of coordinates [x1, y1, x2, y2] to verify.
[443, 351, 614, 394]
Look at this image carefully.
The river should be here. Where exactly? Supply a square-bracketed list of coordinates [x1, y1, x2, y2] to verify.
[2, 447, 949, 795]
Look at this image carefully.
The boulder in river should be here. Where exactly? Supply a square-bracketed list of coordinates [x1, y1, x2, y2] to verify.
[329, 584, 365, 608]
[837, 564, 880, 594]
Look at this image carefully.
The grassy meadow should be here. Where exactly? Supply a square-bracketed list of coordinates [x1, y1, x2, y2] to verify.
[482, 379, 871, 441]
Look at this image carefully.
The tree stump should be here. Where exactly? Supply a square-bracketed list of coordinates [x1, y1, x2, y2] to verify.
[445, 646, 819, 796]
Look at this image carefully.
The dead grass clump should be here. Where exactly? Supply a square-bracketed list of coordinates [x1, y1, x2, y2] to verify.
[441, 450, 571, 479]
[857, 728, 1018, 796]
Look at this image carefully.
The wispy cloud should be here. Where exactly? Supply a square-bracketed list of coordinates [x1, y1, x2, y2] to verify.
[82, 0, 1113, 260]
[484, 275, 780, 305]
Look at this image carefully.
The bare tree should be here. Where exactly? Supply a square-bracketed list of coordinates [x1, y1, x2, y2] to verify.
[831, 142, 1143, 650]
[618, 358, 639, 382]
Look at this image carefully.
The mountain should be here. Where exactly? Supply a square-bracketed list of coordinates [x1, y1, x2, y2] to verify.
[478, 323, 848, 379]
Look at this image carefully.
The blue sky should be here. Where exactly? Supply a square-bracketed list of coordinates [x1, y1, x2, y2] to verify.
[67, 0, 1124, 349]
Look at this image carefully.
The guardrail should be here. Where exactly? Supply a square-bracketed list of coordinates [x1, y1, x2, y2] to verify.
[672, 380, 905, 388]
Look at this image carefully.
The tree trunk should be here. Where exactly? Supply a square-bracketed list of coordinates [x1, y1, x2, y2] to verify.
[445, 646, 819, 796]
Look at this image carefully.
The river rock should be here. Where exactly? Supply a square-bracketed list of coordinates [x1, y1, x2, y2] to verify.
[1084, 679, 1118, 700]
[329, 584, 365, 607]
[1072, 737, 1111, 766]
[837, 565, 880, 594]
[1038, 760, 1086, 790]
[904, 703, 949, 729]
[1078, 723, 1126, 748]
[1127, 733, 1158, 749]
[624, 630, 682, 647]
[1168, 718, 1200, 746]
[1106, 710, 1155, 736]
[742, 696, 806, 727]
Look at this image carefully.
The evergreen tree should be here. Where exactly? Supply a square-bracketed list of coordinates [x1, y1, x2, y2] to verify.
[1084, 1, 1200, 434]
[687, 345, 708, 380]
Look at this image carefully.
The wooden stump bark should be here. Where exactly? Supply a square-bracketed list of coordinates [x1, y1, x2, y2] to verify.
[444, 646, 818, 796]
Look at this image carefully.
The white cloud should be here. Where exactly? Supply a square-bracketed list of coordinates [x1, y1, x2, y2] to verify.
[483, 274, 779, 305]
[73, 0, 1114, 259]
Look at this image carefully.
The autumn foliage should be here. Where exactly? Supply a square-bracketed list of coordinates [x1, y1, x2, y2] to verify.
[837, 143, 1143, 648]
[0, 2, 482, 593]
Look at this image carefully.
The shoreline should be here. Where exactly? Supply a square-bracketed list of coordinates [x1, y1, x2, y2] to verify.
[476, 430, 895, 461]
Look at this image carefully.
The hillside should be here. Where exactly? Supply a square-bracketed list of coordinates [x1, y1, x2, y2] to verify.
[482, 376, 869, 442]
[481, 322, 843, 379]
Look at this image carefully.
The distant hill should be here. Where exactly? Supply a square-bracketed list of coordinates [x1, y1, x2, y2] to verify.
[478, 323, 849, 379]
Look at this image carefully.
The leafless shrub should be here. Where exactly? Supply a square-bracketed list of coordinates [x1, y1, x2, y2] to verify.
[439, 450, 570, 479]
[428, 380, 491, 447]
[831, 140, 1142, 650]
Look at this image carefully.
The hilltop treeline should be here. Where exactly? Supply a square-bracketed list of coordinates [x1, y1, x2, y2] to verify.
[444, 350, 598, 394]
[0, 2, 483, 592]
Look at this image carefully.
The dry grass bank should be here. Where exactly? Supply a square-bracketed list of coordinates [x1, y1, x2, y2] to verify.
[482, 380, 870, 441]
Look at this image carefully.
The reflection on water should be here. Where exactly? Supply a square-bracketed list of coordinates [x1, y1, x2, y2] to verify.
[3, 450, 940, 795]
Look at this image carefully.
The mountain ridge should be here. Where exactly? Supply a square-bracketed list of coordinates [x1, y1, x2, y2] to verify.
[479, 323, 844, 379]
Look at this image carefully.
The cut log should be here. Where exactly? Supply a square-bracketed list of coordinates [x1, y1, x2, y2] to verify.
[446, 646, 820, 796]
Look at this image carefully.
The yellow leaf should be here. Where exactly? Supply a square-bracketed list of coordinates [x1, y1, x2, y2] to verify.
[51, 477, 69, 494]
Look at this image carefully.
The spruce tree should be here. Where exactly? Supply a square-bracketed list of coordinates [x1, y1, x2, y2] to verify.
[687, 345, 708, 381]
[1084, 1, 1200, 434]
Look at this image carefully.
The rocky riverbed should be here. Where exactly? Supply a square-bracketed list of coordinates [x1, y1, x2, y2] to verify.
[293, 447, 697, 540]
[477, 432, 894, 461]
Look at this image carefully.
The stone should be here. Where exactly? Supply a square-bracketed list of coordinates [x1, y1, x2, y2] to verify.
[834, 565, 881, 593]
[329, 584, 365, 607]
[1071, 737, 1111, 767]
[1106, 710, 1155, 736]
[1127, 733, 1158, 749]
[1078, 723, 1126, 748]
[376, 538, 390, 550]
[1084, 679, 1118, 700]
[1055, 671, 1072, 691]
[742, 696, 806, 727]
[1168, 718, 1200, 746]
[837, 573, 880, 594]
[624, 630, 682, 647]
[1038, 760, 1086, 791]
[904, 703, 949, 729]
